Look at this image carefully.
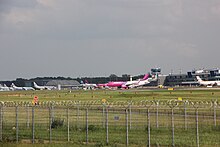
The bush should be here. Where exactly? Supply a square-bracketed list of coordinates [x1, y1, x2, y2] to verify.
[82, 125, 100, 132]
[51, 118, 64, 129]
[88, 125, 100, 131]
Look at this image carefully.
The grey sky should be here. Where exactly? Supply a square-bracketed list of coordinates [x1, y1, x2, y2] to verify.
[0, 0, 220, 80]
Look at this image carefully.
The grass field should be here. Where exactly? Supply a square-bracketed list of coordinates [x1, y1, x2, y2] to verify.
[0, 88, 220, 147]
[0, 88, 220, 102]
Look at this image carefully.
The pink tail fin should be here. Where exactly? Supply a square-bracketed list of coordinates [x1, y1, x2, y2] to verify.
[142, 74, 149, 80]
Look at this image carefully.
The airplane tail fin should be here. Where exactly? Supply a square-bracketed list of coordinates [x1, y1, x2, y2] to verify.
[196, 76, 203, 82]
[80, 80, 89, 84]
[130, 75, 133, 81]
[33, 82, 38, 87]
[142, 74, 149, 80]
[11, 83, 16, 87]
[153, 73, 159, 80]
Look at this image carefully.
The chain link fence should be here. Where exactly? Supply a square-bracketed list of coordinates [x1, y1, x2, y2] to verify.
[0, 100, 220, 146]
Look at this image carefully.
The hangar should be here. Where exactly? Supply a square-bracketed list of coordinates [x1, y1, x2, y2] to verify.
[24, 80, 80, 90]
[46, 80, 80, 90]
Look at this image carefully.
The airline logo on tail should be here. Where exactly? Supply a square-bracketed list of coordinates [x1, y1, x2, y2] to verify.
[142, 74, 149, 80]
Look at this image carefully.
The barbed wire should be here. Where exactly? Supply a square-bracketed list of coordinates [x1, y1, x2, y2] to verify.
[0, 99, 219, 109]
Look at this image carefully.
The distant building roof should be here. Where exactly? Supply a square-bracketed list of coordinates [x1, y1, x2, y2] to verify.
[46, 80, 80, 86]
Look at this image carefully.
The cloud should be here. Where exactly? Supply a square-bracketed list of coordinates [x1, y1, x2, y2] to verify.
[0, 0, 220, 80]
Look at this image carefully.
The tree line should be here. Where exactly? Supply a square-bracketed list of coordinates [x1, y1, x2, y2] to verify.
[0, 74, 146, 87]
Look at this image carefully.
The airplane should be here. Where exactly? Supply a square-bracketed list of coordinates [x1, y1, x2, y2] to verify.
[97, 73, 153, 89]
[81, 80, 97, 90]
[0, 84, 11, 91]
[11, 83, 35, 91]
[97, 81, 127, 89]
[33, 82, 56, 90]
[125, 74, 150, 88]
[126, 73, 158, 88]
[196, 76, 220, 87]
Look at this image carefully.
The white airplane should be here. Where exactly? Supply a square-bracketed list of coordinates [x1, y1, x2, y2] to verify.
[11, 83, 35, 91]
[81, 80, 97, 90]
[196, 76, 220, 87]
[33, 82, 56, 90]
[0, 84, 11, 91]
[124, 74, 149, 88]
[125, 74, 158, 88]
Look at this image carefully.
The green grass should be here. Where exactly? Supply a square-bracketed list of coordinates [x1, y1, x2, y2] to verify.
[0, 89, 220, 102]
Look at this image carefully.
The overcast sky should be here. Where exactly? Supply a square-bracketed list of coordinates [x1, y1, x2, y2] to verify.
[1, 0, 220, 80]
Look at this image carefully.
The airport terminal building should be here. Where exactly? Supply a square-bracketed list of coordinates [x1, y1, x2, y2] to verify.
[158, 68, 220, 87]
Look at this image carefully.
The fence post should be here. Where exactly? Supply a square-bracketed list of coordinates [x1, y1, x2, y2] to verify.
[0, 106, 2, 141]
[67, 108, 70, 142]
[126, 109, 129, 147]
[213, 102, 216, 127]
[77, 103, 80, 129]
[184, 102, 187, 130]
[156, 102, 159, 128]
[167, 100, 178, 147]
[106, 106, 109, 145]
[16, 106, 18, 143]
[26, 104, 30, 128]
[129, 104, 132, 130]
[102, 105, 105, 128]
[51, 106, 54, 122]
[86, 108, 88, 145]
[147, 108, 150, 147]
[49, 106, 52, 143]
[32, 106, 35, 144]
[196, 108, 199, 147]
[171, 108, 175, 147]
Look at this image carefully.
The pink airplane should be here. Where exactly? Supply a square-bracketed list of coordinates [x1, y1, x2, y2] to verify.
[97, 82, 126, 88]
[98, 74, 150, 89]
